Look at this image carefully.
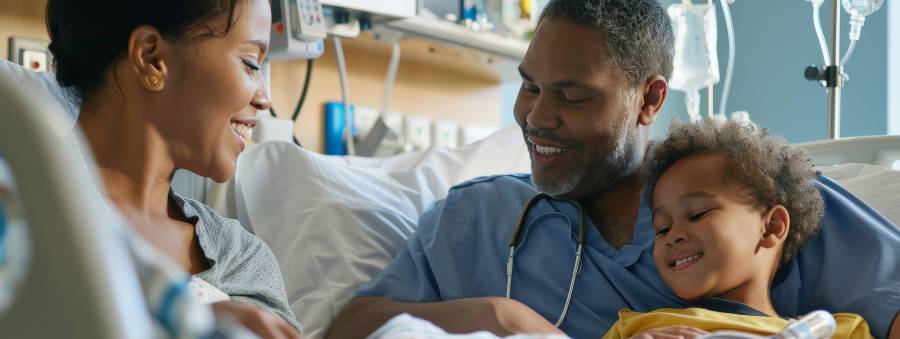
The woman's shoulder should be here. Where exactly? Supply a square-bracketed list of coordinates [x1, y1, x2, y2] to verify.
[173, 193, 244, 230]
[171, 192, 268, 255]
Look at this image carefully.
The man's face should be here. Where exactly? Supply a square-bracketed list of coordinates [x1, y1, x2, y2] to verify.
[514, 18, 643, 200]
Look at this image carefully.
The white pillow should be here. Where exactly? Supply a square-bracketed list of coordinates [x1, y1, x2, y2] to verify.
[233, 126, 530, 338]
[817, 163, 900, 223]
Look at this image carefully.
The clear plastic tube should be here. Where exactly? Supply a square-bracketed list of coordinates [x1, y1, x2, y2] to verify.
[685, 90, 702, 122]
[718, 0, 735, 117]
[380, 43, 401, 118]
[840, 39, 857, 66]
[696, 310, 836, 339]
[774, 311, 837, 339]
[812, 2, 831, 65]
[333, 36, 356, 156]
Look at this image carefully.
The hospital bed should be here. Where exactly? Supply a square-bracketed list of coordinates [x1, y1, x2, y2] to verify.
[0, 65, 154, 338]
[0, 60, 898, 338]
[228, 127, 900, 338]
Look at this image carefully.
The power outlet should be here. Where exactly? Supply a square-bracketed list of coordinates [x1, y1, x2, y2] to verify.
[353, 106, 380, 139]
[404, 116, 432, 150]
[432, 120, 459, 149]
[8, 37, 50, 72]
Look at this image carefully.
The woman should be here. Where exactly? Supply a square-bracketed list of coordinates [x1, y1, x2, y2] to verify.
[46, 0, 301, 337]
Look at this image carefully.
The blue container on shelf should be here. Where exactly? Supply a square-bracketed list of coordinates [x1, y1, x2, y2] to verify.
[324, 101, 356, 155]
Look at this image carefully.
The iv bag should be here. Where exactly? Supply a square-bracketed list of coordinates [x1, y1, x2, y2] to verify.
[842, 0, 884, 17]
[668, 3, 720, 121]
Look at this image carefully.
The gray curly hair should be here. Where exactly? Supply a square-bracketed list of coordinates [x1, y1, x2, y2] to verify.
[539, 0, 675, 86]
[641, 120, 824, 264]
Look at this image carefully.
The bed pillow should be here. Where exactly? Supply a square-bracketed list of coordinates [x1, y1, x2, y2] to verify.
[817, 163, 900, 224]
[233, 126, 530, 338]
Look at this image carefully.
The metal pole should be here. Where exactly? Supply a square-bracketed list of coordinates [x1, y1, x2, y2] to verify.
[827, 0, 842, 139]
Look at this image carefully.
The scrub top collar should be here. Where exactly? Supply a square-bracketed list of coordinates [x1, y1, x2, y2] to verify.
[529, 195, 656, 267]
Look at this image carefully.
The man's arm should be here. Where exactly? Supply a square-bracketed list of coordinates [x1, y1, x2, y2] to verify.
[889, 310, 900, 339]
[326, 296, 561, 338]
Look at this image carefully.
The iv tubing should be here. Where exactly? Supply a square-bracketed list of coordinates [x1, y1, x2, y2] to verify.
[813, 2, 831, 65]
[333, 36, 356, 156]
[841, 36, 857, 67]
[718, 0, 736, 117]
[381, 43, 401, 118]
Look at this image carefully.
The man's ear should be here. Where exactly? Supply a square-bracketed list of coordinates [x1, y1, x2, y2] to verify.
[760, 205, 790, 249]
[638, 75, 667, 126]
[127, 25, 169, 92]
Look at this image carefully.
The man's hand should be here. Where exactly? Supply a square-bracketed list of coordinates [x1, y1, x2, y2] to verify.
[629, 326, 708, 339]
[465, 297, 563, 336]
[327, 296, 563, 338]
[212, 301, 301, 339]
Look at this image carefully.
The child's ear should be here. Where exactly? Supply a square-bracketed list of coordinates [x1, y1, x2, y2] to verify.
[760, 205, 790, 249]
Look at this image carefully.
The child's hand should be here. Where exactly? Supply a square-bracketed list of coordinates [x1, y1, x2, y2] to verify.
[629, 326, 708, 339]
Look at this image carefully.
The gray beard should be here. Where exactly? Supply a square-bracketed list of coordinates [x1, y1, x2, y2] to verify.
[533, 125, 639, 198]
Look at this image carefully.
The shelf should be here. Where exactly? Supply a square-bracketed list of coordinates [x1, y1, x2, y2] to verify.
[382, 16, 530, 62]
[321, 0, 416, 21]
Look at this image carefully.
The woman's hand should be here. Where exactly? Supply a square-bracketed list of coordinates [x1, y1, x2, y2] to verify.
[212, 301, 301, 339]
[629, 326, 709, 339]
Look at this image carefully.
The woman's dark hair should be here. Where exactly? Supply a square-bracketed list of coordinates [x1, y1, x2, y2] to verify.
[46, 0, 245, 101]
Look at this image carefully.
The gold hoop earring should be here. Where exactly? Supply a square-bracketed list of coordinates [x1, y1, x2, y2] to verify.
[145, 75, 163, 91]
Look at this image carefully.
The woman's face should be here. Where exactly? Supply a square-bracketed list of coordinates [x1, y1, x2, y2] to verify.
[155, 0, 271, 183]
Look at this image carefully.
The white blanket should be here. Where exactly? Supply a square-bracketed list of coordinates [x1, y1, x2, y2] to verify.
[367, 314, 570, 339]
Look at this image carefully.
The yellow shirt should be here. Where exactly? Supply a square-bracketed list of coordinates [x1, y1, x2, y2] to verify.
[601, 308, 873, 339]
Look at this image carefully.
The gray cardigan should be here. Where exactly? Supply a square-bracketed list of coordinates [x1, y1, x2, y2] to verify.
[173, 193, 302, 333]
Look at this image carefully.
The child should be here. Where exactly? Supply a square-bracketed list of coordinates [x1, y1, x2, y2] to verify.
[602, 120, 873, 338]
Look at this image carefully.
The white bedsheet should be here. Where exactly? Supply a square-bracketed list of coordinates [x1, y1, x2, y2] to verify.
[367, 314, 568, 339]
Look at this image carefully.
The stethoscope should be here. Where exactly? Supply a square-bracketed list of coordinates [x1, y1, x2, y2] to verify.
[505, 193, 587, 328]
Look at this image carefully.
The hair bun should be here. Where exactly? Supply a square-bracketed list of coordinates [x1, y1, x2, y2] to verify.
[47, 41, 76, 87]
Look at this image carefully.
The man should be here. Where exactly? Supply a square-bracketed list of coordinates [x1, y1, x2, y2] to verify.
[328, 1, 900, 338]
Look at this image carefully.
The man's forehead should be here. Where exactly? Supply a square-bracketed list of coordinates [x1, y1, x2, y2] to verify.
[521, 18, 612, 80]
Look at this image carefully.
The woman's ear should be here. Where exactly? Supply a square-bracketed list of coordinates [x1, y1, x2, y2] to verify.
[127, 25, 169, 92]
[760, 205, 790, 249]
[637, 76, 667, 126]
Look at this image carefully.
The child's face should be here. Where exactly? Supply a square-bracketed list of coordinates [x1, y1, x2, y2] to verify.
[651, 153, 776, 301]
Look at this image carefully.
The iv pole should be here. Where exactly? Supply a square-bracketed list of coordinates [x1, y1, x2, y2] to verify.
[827, 0, 842, 140]
[806, 0, 844, 140]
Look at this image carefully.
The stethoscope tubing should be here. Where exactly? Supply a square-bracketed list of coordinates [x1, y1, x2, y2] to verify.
[506, 193, 587, 328]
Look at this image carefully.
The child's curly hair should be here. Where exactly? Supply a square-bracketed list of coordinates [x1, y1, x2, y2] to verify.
[641, 119, 824, 264]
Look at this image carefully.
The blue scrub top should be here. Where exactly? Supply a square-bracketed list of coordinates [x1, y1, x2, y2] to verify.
[356, 174, 900, 339]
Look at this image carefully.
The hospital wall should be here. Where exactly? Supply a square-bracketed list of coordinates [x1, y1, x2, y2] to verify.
[889, 0, 900, 135]
[269, 38, 504, 152]
[0, 0, 505, 153]
[5, 0, 892, 146]
[0, 1, 46, 58]
[650, 0, 890, 143]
